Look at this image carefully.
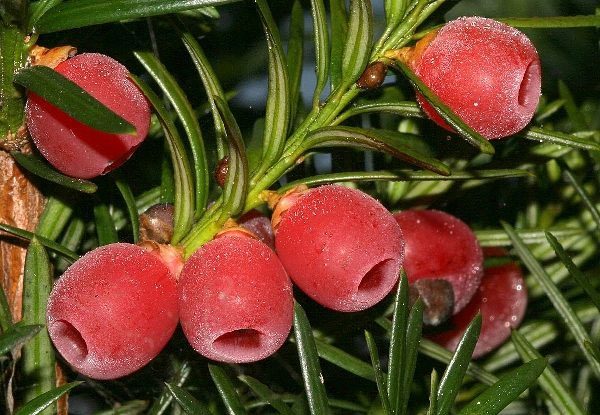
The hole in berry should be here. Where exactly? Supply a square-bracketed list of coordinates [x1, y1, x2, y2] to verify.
[357, 258, 396, 298]
[517, 60, 541, 109]
[213, 329, 265, 361]
[51, 320, 89, 365]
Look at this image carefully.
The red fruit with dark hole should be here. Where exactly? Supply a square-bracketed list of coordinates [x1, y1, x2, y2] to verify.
[428, 259, 527, 358]
[275, 185, 404, 312]
[178, 235, 293, 363]
[26, 53, 151, 179]
[394, 209, 483, 314]
[238, 209, 275, 249]
[410, 16, 541, 139]
[46, 243, 178, 380]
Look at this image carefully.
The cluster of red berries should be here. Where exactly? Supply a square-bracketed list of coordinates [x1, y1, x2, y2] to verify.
[46, 184, 528, 379]
[28, 16, 539, 380]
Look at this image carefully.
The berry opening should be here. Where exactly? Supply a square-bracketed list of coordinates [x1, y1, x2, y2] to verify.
[517, 60, 541, 110]
[213, 328, 265, 361]
[356, 258, 397, 300]
[51, 320, 89, 365]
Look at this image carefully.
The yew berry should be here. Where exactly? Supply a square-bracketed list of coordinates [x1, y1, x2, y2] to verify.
[274, 185, 404, 312]
[178, 235, 293, 363]
[26, 53, 151, 179]
[406, 16, 541, 139]
[394, 209, 483, 314]
[46, 243, 179, 380]
[428, 255, 527, 358]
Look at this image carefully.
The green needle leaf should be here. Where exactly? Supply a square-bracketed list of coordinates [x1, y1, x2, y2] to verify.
[21, 239, 56, 414]
[329, 0, 347, 90]
[511, 331, 586, 415]
[135, 51, 209, 217]
[364, 331, 392, 415]
[239, 375, 295, 415]
[15, 381, 83, 415]
[521, 126, 600, 152]
[309, 0, 329, 107]
[0, 285, 12, 333]
[132, 75, 195, 244]
[334, 100, 423, 125]
[387, 273, 410, 414]
[499, 15, 600, 29]
[293, 302, 331, 415]
[303, 126, 451, 175]
[11, 152, 97, 193]
[114, 177, 140, 243]
[208, 364, 247, 415]
[341, 0, 373, 86]
[178, 22, 228, 158]
[392, 59, 495, 155]
[280, 169, 530, 191]
[94, 202, 118, 246]
[427, 370, 439, 415]
[314, 338, 375, 381]
[502, 222, 600, 379]
[0, 324, 43, 356]
[165, 383, 212, 415]
[287, 0, 305, 122]
[457, 358, 547, 415]
[0, 223, 79, 262]
[214, 97, 249, 220]
[34, 0, 241, 33]
[255, 0, 291, 173]
[14, 66, 134, 134]
[401, 298, 423, 415]
[546, 232, 600, 313]
[417, 339, 498, 386]
[557, 161, 600, 229]
[436, 314, 482, 415]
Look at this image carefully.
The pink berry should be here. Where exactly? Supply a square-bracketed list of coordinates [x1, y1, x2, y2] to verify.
[394, 209, 483, 314]
[428, 256, 528, 358]
[26, 53, 151, 179]
[275, 185, 404, 312]
[46, 243, 178, 380]
[409, 16, 541, 139]
[238, 209, 275, 249]
[178, 235, 293, 363]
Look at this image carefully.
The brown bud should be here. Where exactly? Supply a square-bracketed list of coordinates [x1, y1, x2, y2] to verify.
[356, 61, 388, 90]
[139, 203, 175, 244]
[29, 45, 77, 68]
[409, 279, 454, 326]
[214, 156, 229, 188]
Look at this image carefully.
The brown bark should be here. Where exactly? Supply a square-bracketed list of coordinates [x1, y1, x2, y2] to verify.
[0, 149, 45, 321]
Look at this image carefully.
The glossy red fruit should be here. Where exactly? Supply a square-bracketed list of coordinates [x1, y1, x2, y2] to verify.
[410, 16, 541, 139]
[26, 53, 151, 179]
[428, 257, 527, 358]
[394, 209, 483, 314]
[46, 243, 178, 380]
[179, 235, 293, 363]
[275, 185, 404, 312]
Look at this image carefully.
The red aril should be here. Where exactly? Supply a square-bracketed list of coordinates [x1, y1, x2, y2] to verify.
[26, 53, 151, 179]
[178, 235, 293, 363]
[274, 185, 404, 312]
[405, 17, 541, 139]
[46, 243, 178, 379]
[394, 209, 483, 314]
[428, 255, 527, 358]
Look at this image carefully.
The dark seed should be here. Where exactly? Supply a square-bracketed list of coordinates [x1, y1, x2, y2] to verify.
[139, 203, 175, 244]
[409, 279, 455, 326]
